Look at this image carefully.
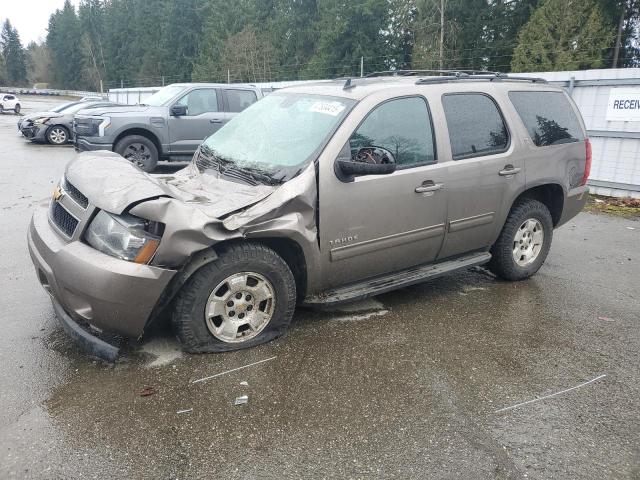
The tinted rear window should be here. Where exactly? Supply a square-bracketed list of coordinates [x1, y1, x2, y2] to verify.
[509, 91, 584, 146]
[442, 93, 509, 160]
[227, 89, 258, 112]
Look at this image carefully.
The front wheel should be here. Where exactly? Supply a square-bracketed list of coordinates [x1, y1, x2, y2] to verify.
[172, 243, 297, 353]
[487, 199, 553, 281]
[114, 135, 158, 172]
[14, 104, 20, 114]
[46, 125, 69, 145]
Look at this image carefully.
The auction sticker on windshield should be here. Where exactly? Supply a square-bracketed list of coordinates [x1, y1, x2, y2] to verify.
[309, 101, 346, 116]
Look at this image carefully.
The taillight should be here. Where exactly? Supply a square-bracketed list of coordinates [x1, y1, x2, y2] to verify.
[581, 138, 592, 186]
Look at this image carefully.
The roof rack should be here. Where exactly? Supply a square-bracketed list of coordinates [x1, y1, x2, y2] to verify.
[364, 69, 502, 78]
[414, 72, 547, 84]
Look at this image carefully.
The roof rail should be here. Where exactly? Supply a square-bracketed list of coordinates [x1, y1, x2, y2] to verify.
[364, 69, 503, 78]
[415, 73, 548, 85]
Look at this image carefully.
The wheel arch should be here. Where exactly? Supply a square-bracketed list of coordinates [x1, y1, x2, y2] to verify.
[144, 237, 309, 331]
[113, 128, 162, 155]
[512, 183, 564, 226]
[45, 124, 70, 143]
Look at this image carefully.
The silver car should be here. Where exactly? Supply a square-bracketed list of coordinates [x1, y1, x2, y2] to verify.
[28, 73, 590, 360]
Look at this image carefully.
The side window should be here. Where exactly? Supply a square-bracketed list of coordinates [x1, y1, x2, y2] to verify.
[442, 93, 508, 160]
[175, 89, 218, 116]
[349, 97, 436, 167]
[509, 91, 584, 146]
[226, 89, 258, 113]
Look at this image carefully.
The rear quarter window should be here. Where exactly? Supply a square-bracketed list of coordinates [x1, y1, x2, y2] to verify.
[509, 91, 584, 147]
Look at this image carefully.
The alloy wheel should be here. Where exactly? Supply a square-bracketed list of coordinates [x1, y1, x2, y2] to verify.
[205, 272, 276, 343]
[512, 218, 544, 267]
[49, 127, 67, 144]
[123, 142, 152, 170]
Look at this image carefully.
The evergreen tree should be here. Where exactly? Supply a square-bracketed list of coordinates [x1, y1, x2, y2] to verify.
[511, 0, 613, 71]
[302, 0, 390, 78]
[79, 0, 107, 91]
[47, 0, 84, 88]
[1, 19, 28, 85]
[162, 0, 204, 82]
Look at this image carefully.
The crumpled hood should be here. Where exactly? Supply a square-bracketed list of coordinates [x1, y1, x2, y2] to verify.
[65, 151, 276, 218]
[25, 111, 63, 121]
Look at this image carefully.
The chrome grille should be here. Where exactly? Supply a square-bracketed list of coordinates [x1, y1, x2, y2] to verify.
[62, 178, 89, 208]
[51, 201, 79, 237]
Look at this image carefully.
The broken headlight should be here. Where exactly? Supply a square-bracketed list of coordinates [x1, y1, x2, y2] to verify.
[85, 210, 163, 264]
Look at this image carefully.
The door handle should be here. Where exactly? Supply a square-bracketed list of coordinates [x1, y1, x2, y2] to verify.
[415, 181, 444, 194]
[499, 165, 521, 176]
[210, 119, 222, 124]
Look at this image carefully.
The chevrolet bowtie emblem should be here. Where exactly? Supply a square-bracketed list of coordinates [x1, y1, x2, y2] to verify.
[53, 186, 64, 202]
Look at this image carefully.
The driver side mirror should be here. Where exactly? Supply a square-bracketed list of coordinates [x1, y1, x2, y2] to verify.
[336, 147, 397, 181]
[171, 104, 188, 117]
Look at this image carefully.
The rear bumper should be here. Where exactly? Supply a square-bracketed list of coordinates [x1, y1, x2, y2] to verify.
[28, 206, 176, 349]
[74, 136, 113, 152]
[558, 185, 589, 227]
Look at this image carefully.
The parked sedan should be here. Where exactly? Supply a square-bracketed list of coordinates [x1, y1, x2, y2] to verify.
[0, 94, 21, 114]
[17, 100, 83, 130]
[20, 100, 117, 145]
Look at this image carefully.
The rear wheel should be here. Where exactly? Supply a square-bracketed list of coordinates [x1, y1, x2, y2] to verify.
[114, 134, 158, 172]
[487, 199, 553, 281]
[172, 243, 297, 353]
[46, 125, 69, 145]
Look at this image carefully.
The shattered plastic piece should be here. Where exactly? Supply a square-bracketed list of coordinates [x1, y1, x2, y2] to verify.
[177, 408, 193, 414]
[626, 226, 635, 230]
[240, 381, 249, 386]
[598, 316, 614, 322]
[139, 387, 156, 397]
[234, 395, 249, 406]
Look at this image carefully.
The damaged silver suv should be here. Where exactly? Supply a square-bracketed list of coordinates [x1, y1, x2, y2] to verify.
[28, 72, 590, 360]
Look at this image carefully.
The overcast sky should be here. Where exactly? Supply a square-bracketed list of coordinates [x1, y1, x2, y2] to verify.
[1, 0, 81, 45]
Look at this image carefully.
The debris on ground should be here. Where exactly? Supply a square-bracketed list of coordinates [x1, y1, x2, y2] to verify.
[239, 381, 248, 386]
[139, 387, 156, 397]
[598, 316, 615, 322]
[177, 408, 193, 414]
[585, 195, 640, 219]
[234, 395, 249, 406]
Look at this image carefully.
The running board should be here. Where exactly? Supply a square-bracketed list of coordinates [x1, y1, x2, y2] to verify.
[303, 252, 491, 307]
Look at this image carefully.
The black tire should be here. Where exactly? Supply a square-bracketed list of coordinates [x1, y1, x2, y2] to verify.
[114, 134, 158, 172]
[487, 199, 553, 281]
[14, 104, 20, 114]
[172, 243, 297, 353]
[46, 125, 69, 145]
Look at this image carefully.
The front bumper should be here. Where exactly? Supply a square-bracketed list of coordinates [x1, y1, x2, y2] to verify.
[28, 206, 176, 354]
[74, 136, 113, 153]
[20, 125, 44, 141]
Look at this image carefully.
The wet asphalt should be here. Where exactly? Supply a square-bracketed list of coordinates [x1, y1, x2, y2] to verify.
[0, 97, 638, 479]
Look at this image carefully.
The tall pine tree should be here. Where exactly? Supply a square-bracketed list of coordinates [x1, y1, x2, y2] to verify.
[511, 0, 613, 71]
[1, 19, 28, 85]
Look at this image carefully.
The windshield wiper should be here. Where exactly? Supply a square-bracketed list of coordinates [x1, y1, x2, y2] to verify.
[198, 146, 281, 186]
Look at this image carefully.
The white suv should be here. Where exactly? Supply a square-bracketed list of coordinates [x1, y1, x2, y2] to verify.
[0, 94, 21, 114]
